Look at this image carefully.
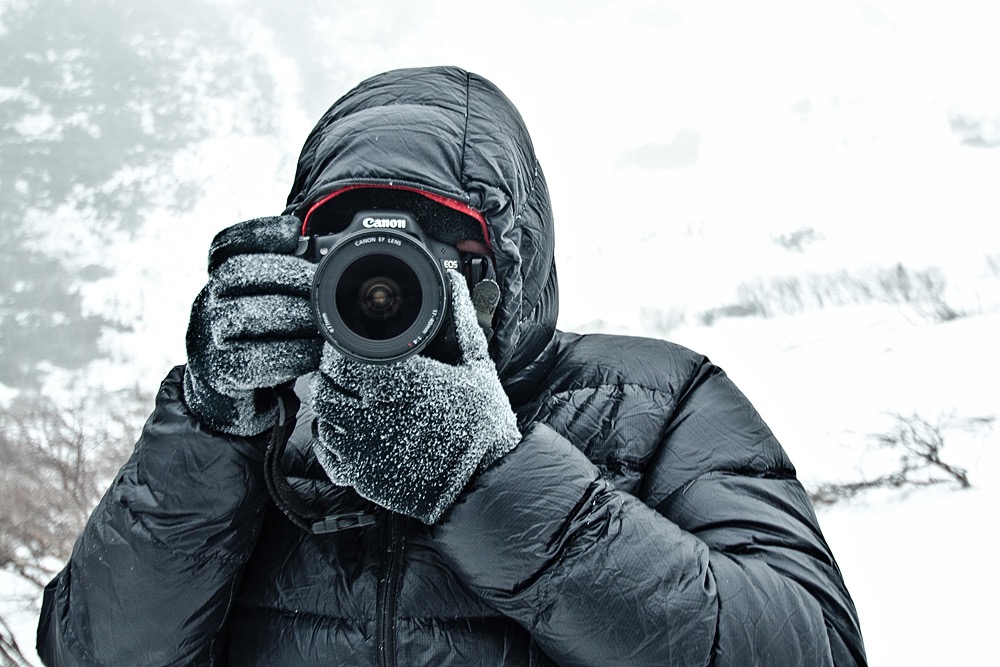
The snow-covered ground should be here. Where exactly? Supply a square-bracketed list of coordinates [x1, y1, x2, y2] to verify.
[5, 1, 1000, 664]
[669, 307, 1000, 667]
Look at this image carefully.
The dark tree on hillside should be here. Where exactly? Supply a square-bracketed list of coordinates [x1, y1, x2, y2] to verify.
[0, 0, 278, 388]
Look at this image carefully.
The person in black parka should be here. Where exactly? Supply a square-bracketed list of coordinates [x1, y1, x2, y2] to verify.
[37, 66, 866, 666]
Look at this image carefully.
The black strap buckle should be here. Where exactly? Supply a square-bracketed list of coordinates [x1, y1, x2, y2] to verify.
[311, 511, 378, 534]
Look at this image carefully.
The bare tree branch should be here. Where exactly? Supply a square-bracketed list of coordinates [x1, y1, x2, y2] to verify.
[0, 614, 34, 667]
[810, 411, 994, 506]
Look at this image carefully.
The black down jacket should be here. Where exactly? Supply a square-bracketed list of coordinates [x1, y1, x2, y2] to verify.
[38, 67, 865, 666]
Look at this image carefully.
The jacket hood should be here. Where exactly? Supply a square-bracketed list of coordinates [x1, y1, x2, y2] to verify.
[283, 66, 558, 388]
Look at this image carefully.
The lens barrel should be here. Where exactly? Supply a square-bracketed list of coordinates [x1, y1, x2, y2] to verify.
[311, 229, 450, 363]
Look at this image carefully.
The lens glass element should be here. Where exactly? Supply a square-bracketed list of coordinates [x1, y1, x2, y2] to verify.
[335, 254, 422, 340]
[358, 277, 402, 320]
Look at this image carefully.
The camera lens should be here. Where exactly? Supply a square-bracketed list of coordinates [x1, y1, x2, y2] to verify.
[311, 230, 449, 363]
[359, 277, 402, 320]
[335, 254, 421, 339]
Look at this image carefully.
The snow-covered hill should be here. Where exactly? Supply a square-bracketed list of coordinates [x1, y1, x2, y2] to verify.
[668, 307, 1000, 666]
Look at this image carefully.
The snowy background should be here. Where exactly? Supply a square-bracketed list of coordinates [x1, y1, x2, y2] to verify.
[3, 1, 999, 664]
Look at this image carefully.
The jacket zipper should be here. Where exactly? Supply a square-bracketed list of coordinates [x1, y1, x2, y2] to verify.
[376, 512, 405, 667]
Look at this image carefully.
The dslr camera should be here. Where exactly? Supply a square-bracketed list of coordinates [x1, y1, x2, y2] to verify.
[296, 209, 494, 364]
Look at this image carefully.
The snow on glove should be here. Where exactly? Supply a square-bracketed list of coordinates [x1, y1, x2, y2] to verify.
[184, 216, 323, 436]
[310, 269, 521, 524]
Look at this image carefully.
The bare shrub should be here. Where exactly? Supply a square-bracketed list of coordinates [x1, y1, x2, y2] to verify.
[730, 263, 963, 322]
[909, 269, 961, 322]
[773, 226, 823, 253]
[948, 110, 1000, 147]
[639, 306, 687, 335]
[1, 614, 35, 667]
[985, 254, 1000, 279]
[0, 388, 148, 664]
[0, 391, 144, 587]
[697, 302, 764, 326]
[810, 411, 994, 506]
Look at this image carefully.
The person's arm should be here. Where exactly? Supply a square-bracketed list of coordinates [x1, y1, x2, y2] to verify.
[37, 367, 294, 666]
[431, 362, 865, 667]
[38, 215, 320, 665]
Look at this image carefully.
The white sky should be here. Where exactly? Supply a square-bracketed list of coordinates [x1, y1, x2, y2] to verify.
[119, 0, 1000, 362]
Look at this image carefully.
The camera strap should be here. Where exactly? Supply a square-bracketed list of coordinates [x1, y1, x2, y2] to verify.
[263, 391, 378, 534]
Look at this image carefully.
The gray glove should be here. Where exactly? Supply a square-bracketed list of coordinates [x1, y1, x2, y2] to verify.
[310, 269, 521, 524]
[184, 216, 322, 436]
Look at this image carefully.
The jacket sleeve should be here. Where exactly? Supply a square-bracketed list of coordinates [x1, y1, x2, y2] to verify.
[36, 366, 290, 666]
[431, 363, 865, 667]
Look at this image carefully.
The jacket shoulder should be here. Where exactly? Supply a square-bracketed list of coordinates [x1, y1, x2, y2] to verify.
[516, 332, 706, 493]
[518, 331, 795, 507]
[542, 331, 707, 398]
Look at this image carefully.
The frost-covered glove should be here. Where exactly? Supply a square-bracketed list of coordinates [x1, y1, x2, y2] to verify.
[310, 269, 521, 524]
[184, 216, 322, 436]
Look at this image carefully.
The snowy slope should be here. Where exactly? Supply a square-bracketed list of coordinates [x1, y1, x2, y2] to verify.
[666, 308, 1000, 666]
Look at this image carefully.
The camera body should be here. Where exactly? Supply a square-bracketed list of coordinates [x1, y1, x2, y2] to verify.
[296, 209, 490, 364]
